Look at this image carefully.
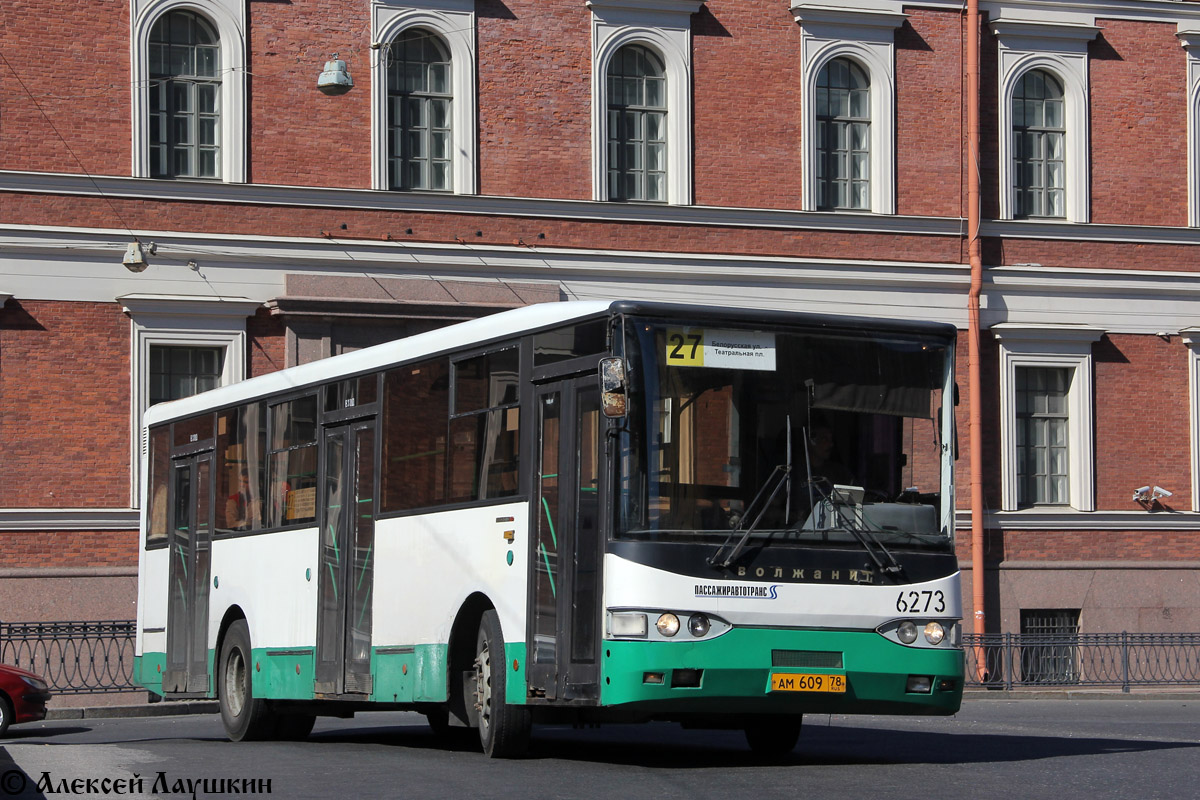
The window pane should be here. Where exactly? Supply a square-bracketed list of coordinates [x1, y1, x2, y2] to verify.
[149, 345, 223, 405]
[150, 10, 222, 180]
[381, 359, 450, 512]
[607, 45, 668, 203]
[388, 29, 452, 192]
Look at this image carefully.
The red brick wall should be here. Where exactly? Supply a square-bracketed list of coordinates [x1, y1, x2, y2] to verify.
[897, 8, 964, 218]
[961, 530, 1200, 562]
[0, 1, 130, 176]
[1095, 334, 1191, 510]
[246, 309, 286, 378]
[246, 0, 374, 188]
[0, 531, 138, 568]
[0, 301, 130, 507]
[1090, 20, 1188, 227]
[692, 1, 803, 209]
[477, 0, 592, 199]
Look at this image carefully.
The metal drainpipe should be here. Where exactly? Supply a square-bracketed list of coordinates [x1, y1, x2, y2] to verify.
[966, 0, 987, 674]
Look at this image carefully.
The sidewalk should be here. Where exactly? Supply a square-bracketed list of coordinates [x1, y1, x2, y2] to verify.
[46, 700, 218, 721]
[964, 687, 1200, 701]
[45, 688, 1200, 722]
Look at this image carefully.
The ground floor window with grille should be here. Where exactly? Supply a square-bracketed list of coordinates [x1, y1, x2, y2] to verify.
[150, 346, 224, 405]
[1020, 608, 1080, 684]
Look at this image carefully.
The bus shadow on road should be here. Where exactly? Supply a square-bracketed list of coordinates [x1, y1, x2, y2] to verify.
[308, 720, 1200, 768]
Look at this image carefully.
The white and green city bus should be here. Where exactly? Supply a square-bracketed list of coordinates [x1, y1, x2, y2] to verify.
[135, 300, 963, 757]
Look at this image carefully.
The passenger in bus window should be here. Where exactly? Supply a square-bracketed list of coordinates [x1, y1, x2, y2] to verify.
[225, 469, 259, 531]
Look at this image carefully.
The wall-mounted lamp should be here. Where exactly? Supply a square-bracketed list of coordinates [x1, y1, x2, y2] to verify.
[122, 240, 157, 273]
[317, 54, 353, 95]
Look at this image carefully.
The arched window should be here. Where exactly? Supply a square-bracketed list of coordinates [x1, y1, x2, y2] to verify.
[1012, 69, 1066, 219]
[387, 29, 452, 192]
[606, 45, 667, 203]
[815, 58, 870, 211]
[149, 10, 220, 179]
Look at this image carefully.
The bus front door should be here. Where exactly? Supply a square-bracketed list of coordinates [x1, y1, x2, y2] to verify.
[315, 420, 376, 696]
[164, 453, 213, 694]
[527, 379, 603, 702]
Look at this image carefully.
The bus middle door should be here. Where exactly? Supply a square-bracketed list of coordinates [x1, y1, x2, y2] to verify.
[527, 377, 603, 703]
[164, 452, 213, 695]
[315, 418, 377, 697]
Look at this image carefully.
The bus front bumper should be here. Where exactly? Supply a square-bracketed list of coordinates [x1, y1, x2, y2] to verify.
[599, 627, 963, 716]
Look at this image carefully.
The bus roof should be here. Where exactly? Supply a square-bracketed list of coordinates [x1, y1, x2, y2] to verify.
[143, 299, 956, 427]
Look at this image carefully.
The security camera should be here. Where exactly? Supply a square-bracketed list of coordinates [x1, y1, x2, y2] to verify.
[1152, 486, 1173, 500]
[1133, 486, 1151, 502]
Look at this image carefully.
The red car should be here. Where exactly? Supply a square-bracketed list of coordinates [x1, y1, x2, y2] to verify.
[0, 663, 51, 736]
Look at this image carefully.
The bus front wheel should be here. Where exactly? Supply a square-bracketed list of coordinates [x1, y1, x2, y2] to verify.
[473, 610, 531, 758]
[219, 620, 277, 742]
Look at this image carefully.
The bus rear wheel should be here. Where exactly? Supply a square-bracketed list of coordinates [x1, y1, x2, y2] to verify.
[473, 610, 531, 758]
[219, 620, 278, 742]
[744, 715, 802, 759]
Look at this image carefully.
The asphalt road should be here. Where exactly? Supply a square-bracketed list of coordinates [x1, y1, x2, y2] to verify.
[1, 698, 1198, 799]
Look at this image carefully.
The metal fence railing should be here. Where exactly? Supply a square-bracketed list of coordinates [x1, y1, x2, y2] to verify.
[963, 633, 1200, 691]
[0, 620, 137, 694]
[4, 622, 1200, 696]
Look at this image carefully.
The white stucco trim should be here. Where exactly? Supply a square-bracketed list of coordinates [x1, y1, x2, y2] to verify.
[129, 0, 247, 183]
[588, 0, 704, 205]
[992, 19, 1098, 223]
[1181, 327, 1200, 510]
[1179, 31, 1200, 228]
[371, 0, 478, 195]
[792, 5, 904, 215]
[993, 324, 1104, 512]
[120, 294, 260, 507]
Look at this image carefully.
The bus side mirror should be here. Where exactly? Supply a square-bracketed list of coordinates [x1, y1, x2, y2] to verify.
[599, 357, 627, 418]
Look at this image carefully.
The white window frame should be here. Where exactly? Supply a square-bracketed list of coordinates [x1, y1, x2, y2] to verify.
[793, 5, 903, 215]
[371, 0, 478, 195]
[121, 294, 260, 507]
[588, 0, 704, 206]
[992, 19, 1097, 223]
[1179, 31, 1200, 228]
[1182, 328, 1200, 509]
[994, 324, 1104, 512]
[130, 0, 248, 183]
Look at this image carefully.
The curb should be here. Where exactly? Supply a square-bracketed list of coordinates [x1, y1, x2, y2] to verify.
[46, 701, 219, 721]
[964, 689, 1200, 701]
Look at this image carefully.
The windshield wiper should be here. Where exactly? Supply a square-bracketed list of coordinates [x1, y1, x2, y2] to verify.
[806, 483, 905, 576]
[710, 416, 795, 569]
[708, 462, 792, 569]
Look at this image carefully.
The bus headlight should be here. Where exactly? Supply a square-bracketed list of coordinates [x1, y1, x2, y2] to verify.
[897, 621, 918, 644]
[656, 613, 681, 637]
[924, 622, 946, 645]
[609, 612, 648, 638]
[687, 613, 711, 637]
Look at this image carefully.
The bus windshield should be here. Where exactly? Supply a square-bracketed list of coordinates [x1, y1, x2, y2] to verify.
[616, 318, 953, 552]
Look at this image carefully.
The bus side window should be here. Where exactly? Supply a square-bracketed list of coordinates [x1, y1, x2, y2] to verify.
[216, 403, 266, 533]
[146, 426, 171, 546]
[450, 348, 520, 503]
[268, 396, 319, 527]
[381, 358, 450, 512]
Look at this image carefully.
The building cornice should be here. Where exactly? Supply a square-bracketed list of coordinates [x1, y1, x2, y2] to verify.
[956, 509, 1200, 531]
[9, 171, 1200, 246]
[0, 509, 139, 532]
